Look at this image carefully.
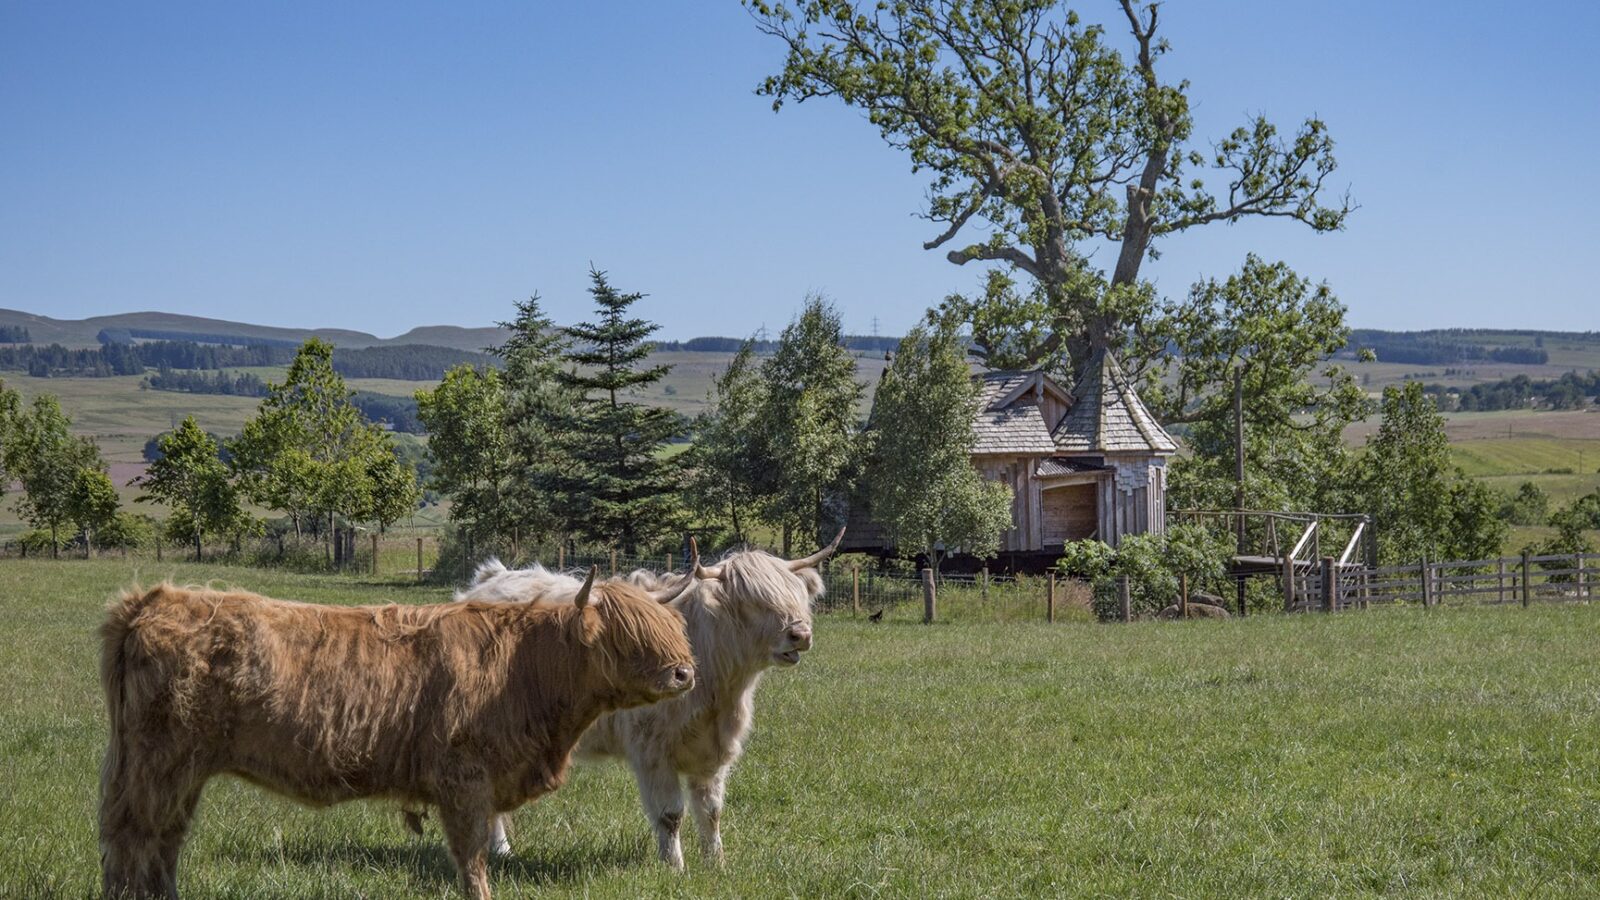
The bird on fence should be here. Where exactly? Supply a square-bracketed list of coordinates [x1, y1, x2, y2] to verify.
[867, 608, 884, 623]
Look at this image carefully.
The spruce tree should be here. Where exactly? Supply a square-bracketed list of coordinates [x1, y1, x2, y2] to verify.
[545, 268, 683, 553]
[493, 294, 573, 541]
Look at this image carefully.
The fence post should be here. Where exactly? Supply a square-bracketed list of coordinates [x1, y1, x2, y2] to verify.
[1320, 556, 1335, 612]
[1281, 555, 1294, 611]
[1118, 575, 1131, 623]
[155, 540, 161, 563]
[666, 553, 673, 573]
[1047, 571, 1057, 624]
[851, 567, 860, 616]
[416, 537, 423, 582]
[1179, 573, 1189, 618]
[1419, 557, 1431, 608]
[1236, 577, 1247, 617]
[1497, 558, 1506, 604]
[1577, 552, 1586, 599]
[557, 544, 565, 569]
[371, 534, 379, 576]
[980, 566, 989, 601]
[610, 549, 618, 576]
[1521, 550, 1532, 607]
[921, 568, 936, 624]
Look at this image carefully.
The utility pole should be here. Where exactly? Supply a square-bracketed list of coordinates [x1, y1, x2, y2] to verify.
[1233, 363, 1246, 550]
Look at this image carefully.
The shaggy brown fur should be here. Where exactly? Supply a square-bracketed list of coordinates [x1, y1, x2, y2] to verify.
[97, 579, 694, 900]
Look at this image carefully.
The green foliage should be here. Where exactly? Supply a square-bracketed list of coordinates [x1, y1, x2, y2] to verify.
[97, 511, 158, 551]
[1502, 481, 1550, 527]
[2, 394, 103, 551]
[231, 340, 418, 547]
[494, 293, 574, 540]
[1061, 524, 1234, 620]
[1531, 490, 1600, 558]
[542, 269, 685, 553]
[753, 296, 863, 553]
[1160, 256, 1368, 515]
[416, 365, 513, 548]
[139, 416, 250, 559]
[1357, 383, 1509, 564]
[751, 0, 1349, 365]
[864, 324, 1012, 566]
[684, 340, 768, 544]
[66, 468, 120, 554]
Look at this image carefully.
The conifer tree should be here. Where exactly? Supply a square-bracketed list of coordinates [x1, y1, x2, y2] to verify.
[493, 294, 573, 540]
[544, 268, 684, 553]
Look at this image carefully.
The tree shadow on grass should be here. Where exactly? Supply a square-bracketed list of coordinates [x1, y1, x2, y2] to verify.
[263, 835, 649, 892]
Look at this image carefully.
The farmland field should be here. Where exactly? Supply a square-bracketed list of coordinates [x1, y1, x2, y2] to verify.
[5, 560, 1600, 896]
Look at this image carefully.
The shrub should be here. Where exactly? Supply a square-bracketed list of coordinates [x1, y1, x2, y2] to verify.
[1061, 524, 1234, 620]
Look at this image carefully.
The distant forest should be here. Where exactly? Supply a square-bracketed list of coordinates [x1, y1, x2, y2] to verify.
[1422, 371, 1600, 411]
[141, 369, 423, 433]
[1348, 329, 1552, 365]
[0, 339, 494, 380]
[0, 325, 30, 343]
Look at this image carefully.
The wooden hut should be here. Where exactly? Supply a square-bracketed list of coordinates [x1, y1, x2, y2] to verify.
[844, 347, 1176, 564]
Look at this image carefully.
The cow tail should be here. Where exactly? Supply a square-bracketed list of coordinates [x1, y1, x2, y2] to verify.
[98, 586, 162, 828]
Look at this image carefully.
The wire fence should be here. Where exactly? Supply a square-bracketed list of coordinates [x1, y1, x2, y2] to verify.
[814, 566, 1096, 624]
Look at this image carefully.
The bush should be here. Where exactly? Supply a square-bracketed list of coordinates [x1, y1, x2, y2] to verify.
[1060, 524, 1235, 620]
[98, 512, 158, 551]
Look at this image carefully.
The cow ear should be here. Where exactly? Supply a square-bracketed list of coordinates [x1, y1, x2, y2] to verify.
[573, 566, 598, 609]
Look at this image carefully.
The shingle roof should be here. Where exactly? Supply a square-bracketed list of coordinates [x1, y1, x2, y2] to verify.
[1052, 348, 1178, 454]
[971, 371, 1057, 455]
[1036, 458, 1110, 477]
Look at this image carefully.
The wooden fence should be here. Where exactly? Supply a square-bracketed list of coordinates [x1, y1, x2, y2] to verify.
[1300, 552, 1596, 610]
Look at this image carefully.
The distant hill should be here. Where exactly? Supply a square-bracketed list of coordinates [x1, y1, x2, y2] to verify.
[0, 309, 511, 352]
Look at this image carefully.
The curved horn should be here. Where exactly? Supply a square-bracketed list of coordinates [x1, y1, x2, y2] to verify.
[691, 536, 723, 580]
[646, 576, 694, 605]
[788, 526, 845, 571]
[573, 566, 598, 609]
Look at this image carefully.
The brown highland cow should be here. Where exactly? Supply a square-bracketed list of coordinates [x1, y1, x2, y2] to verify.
[97, 569, 694, 900]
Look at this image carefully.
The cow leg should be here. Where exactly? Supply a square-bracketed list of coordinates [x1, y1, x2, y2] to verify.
[100, 745, 204, 900]
[438, 796, 495, 900]
[488, 813, 512, 857]
[631, 760, 685, 871]
[687, 768, 728, 865]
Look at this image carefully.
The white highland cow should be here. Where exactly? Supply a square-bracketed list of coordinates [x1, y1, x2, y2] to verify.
[455, 530, 839, 869]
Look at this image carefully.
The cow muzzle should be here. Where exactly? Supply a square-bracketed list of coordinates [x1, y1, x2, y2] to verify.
[656, 664, 696, 696]
[772, 622, 812, 666]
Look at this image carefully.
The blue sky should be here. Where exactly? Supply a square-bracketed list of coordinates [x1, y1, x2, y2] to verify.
[2, 1, 1596, 340]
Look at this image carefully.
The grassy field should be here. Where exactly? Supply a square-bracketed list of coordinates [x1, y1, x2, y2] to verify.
[6, 560, 1600, 896]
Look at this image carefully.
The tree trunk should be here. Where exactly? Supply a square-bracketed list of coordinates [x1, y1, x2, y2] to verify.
[86, 528, 95, 559]
[782, 522, 792, 557]
[51, 524, 58, 559]
[194, 528, 203, 562]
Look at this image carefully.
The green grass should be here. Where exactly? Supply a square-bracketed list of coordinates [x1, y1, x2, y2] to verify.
[6, 560, 1600, 896]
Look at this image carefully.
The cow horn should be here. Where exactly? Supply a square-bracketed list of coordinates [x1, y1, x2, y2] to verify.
[691, 536, 723, 580]
[787, 526, 845, 571]
[573, 566, 598, 609]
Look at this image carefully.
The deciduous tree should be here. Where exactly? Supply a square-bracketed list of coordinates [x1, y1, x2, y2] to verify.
[1357, 383, 1507, 564]
[416, 365, 513, 549]
[751, 0, 1350, 364]
[685, 340, 768, 545]
[3, 394, 101, 557]
[138, 416, 245, 560]
[755, 296, 863, 554]
[67, 468, 120, 557]
[865, 324, 1012, 569]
